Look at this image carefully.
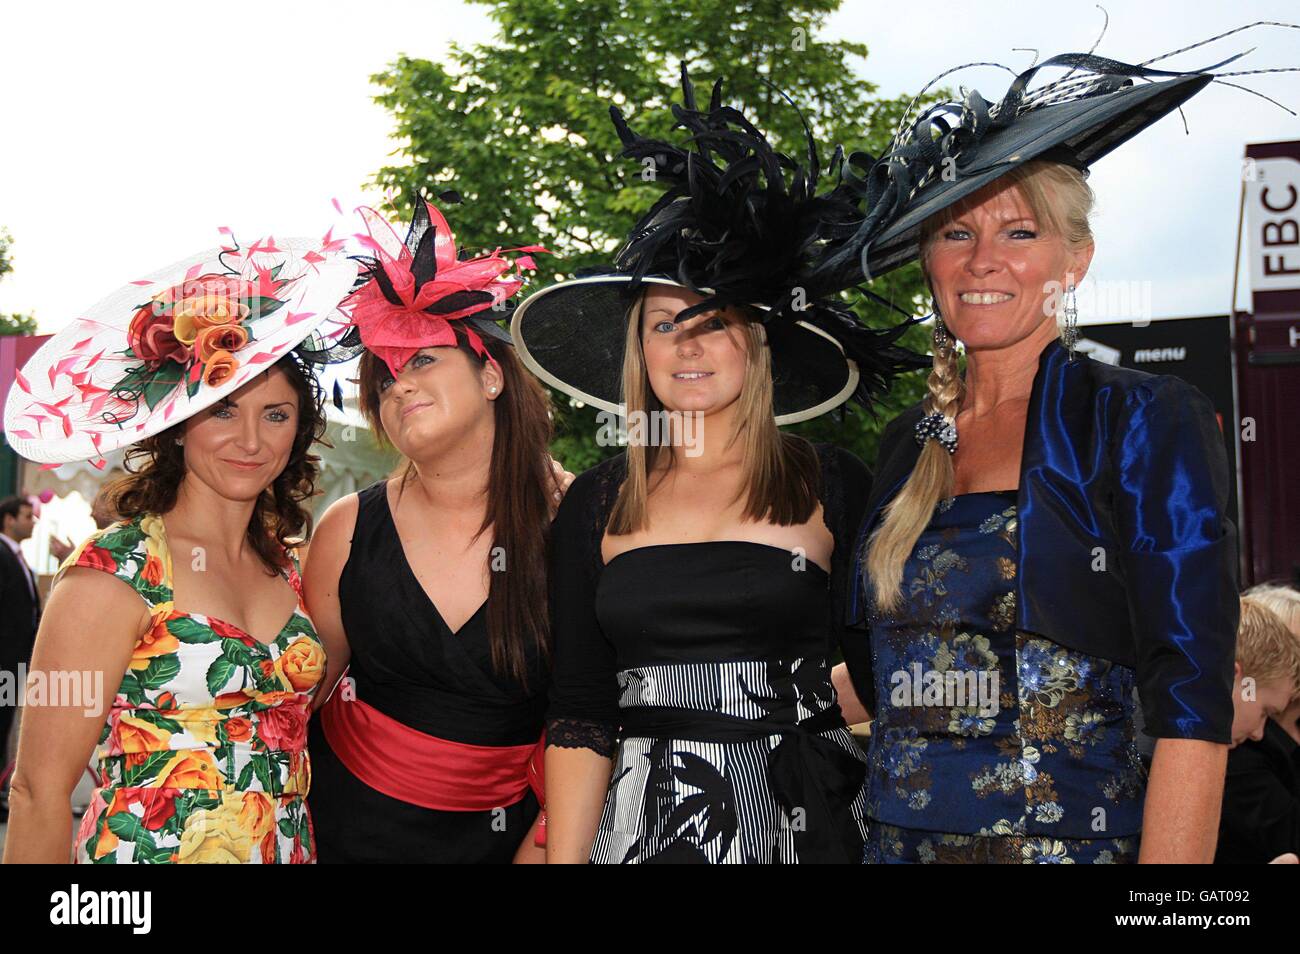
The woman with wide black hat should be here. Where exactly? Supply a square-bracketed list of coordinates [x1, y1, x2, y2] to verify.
[820, 29, 1296, 863]
[515, 66, 921, 863]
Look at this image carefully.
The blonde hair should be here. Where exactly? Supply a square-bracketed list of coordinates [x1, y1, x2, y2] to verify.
[607, 291, 819, 534]
[1238, 595, 1300, 694]
[1244, 583, 1300, 637]
[865, 160, 1095, 613]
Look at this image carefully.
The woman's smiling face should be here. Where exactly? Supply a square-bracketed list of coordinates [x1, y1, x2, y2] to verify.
[639, 285, 750, 415]
[924, 178, 1093, 353]
[180, 367, 300, 501]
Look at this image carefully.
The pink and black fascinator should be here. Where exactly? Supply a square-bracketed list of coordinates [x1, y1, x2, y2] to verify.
[341, 194, 547, 379]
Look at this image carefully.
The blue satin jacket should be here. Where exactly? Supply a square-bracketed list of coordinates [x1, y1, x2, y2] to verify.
[848, 338, 1239, 744]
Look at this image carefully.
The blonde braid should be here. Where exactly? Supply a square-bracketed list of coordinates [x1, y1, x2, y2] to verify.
[864, 321, 964, 614]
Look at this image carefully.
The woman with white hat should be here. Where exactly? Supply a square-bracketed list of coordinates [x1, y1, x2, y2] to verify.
[1, 235, 357, 863]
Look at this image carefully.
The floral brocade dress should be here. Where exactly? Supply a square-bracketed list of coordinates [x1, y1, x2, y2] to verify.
[864, 492, 1146, 864]
[63, 514, 325, 864]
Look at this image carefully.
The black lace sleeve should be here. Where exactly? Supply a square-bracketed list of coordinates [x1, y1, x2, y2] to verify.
[545, 717, 618, 758]
[815, 442, 877, 714]
[545, 455, 627, 758]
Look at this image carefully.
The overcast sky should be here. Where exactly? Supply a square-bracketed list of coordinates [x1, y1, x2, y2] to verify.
[1, 0, 1297, 333]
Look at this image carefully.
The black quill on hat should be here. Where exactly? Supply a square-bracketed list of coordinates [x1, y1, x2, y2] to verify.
[606, 62, 927, 408]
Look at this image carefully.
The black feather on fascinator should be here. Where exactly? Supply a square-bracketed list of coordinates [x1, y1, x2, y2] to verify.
[511, 62, 926, 424]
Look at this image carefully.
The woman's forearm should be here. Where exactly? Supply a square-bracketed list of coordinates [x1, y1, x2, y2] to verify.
[2, 777, 75, 864]
[544, 745, 614, 864]
[1138, 737, 1228, 863]
[831, 662, 870, 726]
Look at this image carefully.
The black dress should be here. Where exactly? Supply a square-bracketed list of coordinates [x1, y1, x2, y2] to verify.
[547, 442, 875, 863]
[307, 479, 547, 863]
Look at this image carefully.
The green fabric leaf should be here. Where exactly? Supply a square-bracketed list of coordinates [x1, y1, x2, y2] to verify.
[167, 616, 221, 643]
[206, 656, 237, 695]
[137, 654, 181, 690]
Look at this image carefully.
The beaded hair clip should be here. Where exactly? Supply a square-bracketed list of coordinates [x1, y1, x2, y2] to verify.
[914, 411, 958, 455]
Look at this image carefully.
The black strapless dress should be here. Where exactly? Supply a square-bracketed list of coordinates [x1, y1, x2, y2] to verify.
[307, 480, 546, 863]
[546, 442, 876, 863]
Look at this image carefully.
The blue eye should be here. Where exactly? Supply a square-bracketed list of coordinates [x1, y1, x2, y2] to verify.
[211, 404, 235, 419]
[412, 353, 435, 367]
[267, 409, 290, 423]
[943, 229, 970, 241]
[1010, 228, 1037, 239]
[653, 320, 676, 333]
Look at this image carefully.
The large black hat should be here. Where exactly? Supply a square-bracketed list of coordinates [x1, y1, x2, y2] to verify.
[816, 24, 1299, 285]
[511, 64, 925, 425]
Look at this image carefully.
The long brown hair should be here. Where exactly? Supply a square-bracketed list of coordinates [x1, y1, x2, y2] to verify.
[107, 353, 328, 574]
[357, 330, 554, 687]
[608, 291, 820, 535]
[865, 160, 1095, 613]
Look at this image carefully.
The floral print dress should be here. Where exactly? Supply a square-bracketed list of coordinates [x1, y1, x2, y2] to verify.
[863, 492, 1146, 864]
[63, 513, 325, 864]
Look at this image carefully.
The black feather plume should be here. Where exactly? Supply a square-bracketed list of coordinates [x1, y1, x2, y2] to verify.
[609, 62, 925, 406]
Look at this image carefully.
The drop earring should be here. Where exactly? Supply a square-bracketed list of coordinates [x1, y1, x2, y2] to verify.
[1063, 281, 1078, 361]
[931, 299, 949, 352]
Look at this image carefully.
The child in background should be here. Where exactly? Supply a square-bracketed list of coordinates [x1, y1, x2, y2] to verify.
[1215, 592, 1300, 864]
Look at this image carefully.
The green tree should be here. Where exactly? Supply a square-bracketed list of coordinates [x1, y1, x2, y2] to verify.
[0, 228, 37, 336]
[372, 0, 936, 472]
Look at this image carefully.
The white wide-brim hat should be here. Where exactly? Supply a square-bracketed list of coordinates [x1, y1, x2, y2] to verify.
[4, 235, 357, 464]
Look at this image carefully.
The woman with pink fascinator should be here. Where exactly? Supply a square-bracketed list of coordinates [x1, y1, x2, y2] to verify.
[305, 194, 572, 863]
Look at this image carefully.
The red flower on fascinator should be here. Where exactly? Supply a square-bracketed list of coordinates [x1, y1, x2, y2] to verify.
[342, 195, 547, 378]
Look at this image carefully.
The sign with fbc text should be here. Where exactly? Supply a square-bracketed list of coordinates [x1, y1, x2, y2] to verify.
[1245, 142, 1300, 312]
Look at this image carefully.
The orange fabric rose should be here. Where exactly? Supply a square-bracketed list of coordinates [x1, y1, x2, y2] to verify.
[127, 617, 179, 672]
[92, 790, 133, 859]
[224, 716, 253, 742]
[94, 821, 120, 859]
[202, 350, 239, 387]
[275, 638, 325, 693]
[171, 283, 252, 345]
[260, 829, 278, 864]
[238, 792, 276, 843]
[195, 323, 250, 363]
[153, 749, 224, 790]
[141, 554, 165, 587]
[109, 714, 173, 755]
